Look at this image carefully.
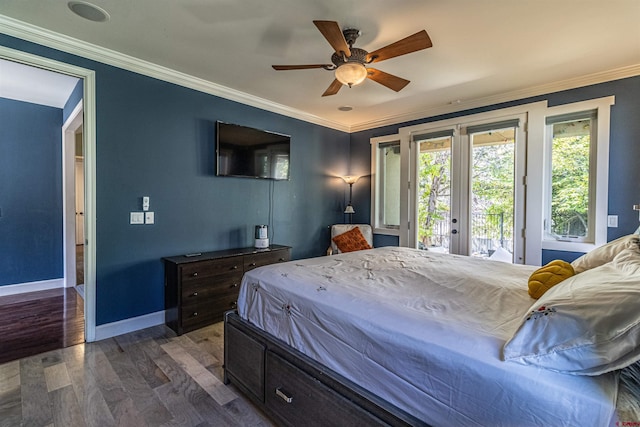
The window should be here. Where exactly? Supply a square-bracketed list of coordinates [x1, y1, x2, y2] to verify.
[541, 96, 613, 254]
[545, 111, 596, 242]
[371, 136, 401, 233]
[371, 96, 614, 265]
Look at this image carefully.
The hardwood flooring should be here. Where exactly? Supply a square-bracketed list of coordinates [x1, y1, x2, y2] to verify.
[0, 322, 274, 427]
[0, 288, 84, 365]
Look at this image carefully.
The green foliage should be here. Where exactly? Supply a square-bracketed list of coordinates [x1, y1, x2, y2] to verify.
[551, 134, 590, 236]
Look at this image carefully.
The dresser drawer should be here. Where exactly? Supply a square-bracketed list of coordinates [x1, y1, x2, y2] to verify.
[181, 293, 239, 330]
[180, 257, 242, 282]
[181, 272, 243, 301]
[245, 250, 290, 271]
[265, 351, 382, 427]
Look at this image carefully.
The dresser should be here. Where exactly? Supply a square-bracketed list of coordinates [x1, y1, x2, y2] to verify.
[163, 244, 291, 335]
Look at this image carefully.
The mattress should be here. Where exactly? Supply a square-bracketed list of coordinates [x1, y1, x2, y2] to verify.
[237, 247, 619, 426]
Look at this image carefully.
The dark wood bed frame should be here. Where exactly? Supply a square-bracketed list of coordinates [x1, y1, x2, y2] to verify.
[224, 311, 429, 427]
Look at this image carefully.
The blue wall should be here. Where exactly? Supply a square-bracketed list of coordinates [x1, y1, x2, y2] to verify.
[0, 34, 350, 325]
[0, 98, 63, 286]
[350, 76, 640, 262]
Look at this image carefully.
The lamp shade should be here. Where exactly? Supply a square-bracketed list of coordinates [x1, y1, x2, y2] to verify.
[342, 175, 360, 185]
[344, 204, 355, 214]
[335, 63, 367, 87]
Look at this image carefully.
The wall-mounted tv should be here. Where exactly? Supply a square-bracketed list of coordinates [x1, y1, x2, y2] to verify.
[216, 121, 290, 180]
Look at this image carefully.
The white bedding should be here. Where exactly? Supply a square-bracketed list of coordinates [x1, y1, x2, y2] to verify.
[237, 247, 619, 426]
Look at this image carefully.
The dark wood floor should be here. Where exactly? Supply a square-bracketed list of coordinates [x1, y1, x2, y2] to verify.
[0, 288, 85, 365]
[0, 322, 273, 426]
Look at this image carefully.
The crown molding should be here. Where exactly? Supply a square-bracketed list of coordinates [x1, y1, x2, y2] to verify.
[2, 14, 638, 135]
[0, 14, 351, 133]
[350, 64, 640, 132]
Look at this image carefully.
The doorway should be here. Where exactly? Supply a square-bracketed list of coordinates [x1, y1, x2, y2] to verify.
[410, 115, 526, 263]
[0, 45, 97, 343]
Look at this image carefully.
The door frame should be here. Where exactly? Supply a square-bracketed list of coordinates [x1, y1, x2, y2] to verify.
[0, 46, 98, 342]
[398, 103, 544, 263]
[63, 101, 83, 288]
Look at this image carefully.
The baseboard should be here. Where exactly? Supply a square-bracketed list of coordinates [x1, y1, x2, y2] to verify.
[94, 310, 166, 341]
[0, 278, 64, 297]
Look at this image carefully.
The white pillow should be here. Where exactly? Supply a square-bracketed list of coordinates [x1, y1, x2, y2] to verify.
[503, 245, 640, 375]
[571, 234, 639, 273]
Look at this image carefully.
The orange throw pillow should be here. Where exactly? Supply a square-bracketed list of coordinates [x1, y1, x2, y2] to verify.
[332, 227, 372, 253]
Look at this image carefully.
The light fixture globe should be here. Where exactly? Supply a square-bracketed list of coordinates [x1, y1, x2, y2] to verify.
[335, 62, 367, 88]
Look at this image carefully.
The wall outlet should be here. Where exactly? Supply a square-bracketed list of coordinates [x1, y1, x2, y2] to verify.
[130, 212, 144, 224]
[145, 211, 155, 224]
[142, 196, 150, 211]
[607, 215, 618, 228]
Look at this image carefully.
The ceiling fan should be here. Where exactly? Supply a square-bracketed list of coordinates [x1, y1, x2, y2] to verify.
[272, 20, 432, 97]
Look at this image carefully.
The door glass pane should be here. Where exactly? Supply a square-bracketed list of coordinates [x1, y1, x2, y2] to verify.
[470, 127, 515, 261]
[550, 118, 591, 239]
[417, 136, 452, 252]
[378, 142, 400, 228]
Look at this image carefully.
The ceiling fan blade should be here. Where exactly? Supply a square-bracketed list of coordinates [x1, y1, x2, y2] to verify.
[313, 20, 351, 57]
[272, 64, 330, 70]
[366, 68, 410, 92]
[322, 79, 343, 97]
[367, 30, 432, 63]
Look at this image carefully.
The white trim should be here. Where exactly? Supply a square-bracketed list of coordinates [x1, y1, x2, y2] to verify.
[94, 310, 166, 341]
[0, 14, 637, 133]
[0, 45, 98, 343]
[351, 65, 640, 133]
[540, 96, 615, 254]
[397, 103, 545, 261]
[0, 279, 64, 297]
[370, 134, 401, 236]
[62, 101, 83, 289]
[0, 14, 350, 133]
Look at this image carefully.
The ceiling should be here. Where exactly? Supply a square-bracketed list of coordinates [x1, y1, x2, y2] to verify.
[0, 0, 638, 131]
[0, 58, 80, 108]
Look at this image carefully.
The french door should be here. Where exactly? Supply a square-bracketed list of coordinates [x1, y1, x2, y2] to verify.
[406, 115, 526, 263]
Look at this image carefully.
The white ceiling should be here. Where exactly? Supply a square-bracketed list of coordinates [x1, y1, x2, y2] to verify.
[0, 58, 80, 108]
[0, 0, 638, 131]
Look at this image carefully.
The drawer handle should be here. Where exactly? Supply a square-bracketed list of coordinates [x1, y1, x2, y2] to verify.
[279, 258, 286, 262]
[192, 272, 198, 277]
[232, 265, 239, 270]
[275, 387, 293, 404]
[230, 283, 239, 288]
[192, 312, 198, 317]
[230, 301, 237, 309]
[192, 292, 198, 297]
[250, 262, 257, 267]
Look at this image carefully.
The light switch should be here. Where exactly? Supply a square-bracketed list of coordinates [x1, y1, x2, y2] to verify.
[130, 212, 144, 224]
[607, 215, 618, 228]
[145, 211, 155, 224]
[142, 196, 150, 211]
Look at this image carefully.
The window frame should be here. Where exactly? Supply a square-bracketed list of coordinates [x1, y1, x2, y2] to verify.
[540, 97, 614, 253]
[370, 134, 401, 236]
[370, 96, 614, 265]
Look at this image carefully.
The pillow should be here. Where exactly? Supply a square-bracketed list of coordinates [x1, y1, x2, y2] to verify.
[527, 260, 574, 299]
[504, 246, 640, 375]
[332, 227, 372, 253]
[571, 234, 640, 273]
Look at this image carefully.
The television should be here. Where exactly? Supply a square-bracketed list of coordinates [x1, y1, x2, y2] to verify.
[216, 121, 290, 180]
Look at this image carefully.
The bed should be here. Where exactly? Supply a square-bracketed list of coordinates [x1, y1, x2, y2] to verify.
[224, 245, 640, 426]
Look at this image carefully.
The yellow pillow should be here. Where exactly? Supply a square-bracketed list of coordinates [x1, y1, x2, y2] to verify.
[528, 260, 575, 299]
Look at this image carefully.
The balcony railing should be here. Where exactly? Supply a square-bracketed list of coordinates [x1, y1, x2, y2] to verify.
[420, 212, 513, 256]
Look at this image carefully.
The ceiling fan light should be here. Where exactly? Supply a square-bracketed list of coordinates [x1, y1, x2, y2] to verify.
[335, 62, 367, 87]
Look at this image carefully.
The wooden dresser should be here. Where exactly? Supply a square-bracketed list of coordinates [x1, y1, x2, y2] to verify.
[163, 244, 291, 335]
